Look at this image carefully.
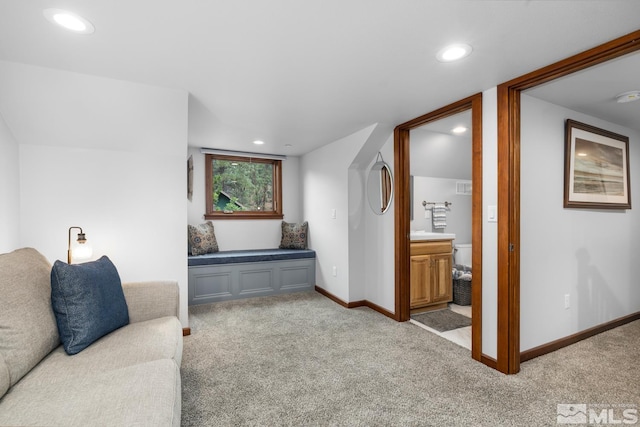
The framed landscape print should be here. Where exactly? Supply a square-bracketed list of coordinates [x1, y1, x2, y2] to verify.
[564, 119, 631, 209]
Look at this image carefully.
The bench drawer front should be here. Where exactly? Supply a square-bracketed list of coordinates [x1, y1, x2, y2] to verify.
[239, 268, 275, 295]
[189, 268, 234, 303]
[281, 265, 312, 290]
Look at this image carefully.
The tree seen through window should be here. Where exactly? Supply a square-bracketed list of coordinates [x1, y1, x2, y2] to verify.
[205, 154, 283, 219]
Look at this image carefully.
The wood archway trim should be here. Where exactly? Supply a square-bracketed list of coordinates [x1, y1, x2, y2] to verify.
[394, 93, 484, 363]
[497, 30, 640, 374]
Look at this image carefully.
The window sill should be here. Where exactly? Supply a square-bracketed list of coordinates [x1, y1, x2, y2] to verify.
[204, 212, 284, 220]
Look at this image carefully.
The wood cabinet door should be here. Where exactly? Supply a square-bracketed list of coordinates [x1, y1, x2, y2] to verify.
[410, 255, 433, 308]
[431, 253, 452, 303]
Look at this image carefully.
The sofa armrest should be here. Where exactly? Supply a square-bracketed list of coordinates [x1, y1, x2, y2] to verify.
[122, 281, 179, 323]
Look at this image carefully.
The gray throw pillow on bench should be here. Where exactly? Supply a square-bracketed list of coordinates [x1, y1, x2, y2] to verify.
[279, 221, 308, 249]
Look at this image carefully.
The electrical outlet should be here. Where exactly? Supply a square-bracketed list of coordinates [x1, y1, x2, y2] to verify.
[332, 266, 337, 277]
[564, 294, 570, 309]
[424, 210, 431, 219]
[331, 208, 336, 219]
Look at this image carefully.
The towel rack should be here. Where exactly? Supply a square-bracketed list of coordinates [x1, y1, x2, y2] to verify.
[422, 201, 452, 209]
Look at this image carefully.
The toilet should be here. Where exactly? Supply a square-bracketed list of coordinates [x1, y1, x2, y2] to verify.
[454, 243, 472, 269]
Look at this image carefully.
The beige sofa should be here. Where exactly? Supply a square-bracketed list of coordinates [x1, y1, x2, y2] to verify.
[0, 248, 183, 427]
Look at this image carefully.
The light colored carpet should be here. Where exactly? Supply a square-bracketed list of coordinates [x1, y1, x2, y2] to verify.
[182, 291, 639, 426]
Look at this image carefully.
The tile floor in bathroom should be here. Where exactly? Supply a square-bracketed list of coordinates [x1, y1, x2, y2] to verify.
[409, 303, 472, 350]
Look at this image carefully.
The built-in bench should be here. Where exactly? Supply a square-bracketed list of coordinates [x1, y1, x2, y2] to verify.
[188, 249, 316, 305]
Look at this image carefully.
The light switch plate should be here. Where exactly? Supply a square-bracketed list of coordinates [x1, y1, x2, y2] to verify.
[488, 205, 497, 222]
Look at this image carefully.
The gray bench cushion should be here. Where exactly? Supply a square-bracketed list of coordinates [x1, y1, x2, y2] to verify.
[188, 248, 316, 266]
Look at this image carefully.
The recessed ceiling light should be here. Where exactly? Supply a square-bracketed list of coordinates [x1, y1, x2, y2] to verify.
[615, 90, 640, 103]
[436, 44, 473, 62]
[452, 126, 467, 134]
[253, 140, 265, 145]
[43, 9, 95, 34]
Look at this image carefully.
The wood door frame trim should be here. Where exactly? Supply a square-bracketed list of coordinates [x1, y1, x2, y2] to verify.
[496, 29, 640, 374]
[394, 93, 484, 363]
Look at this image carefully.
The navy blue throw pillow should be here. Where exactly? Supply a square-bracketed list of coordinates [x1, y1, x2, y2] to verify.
[50, 256, 129, 355]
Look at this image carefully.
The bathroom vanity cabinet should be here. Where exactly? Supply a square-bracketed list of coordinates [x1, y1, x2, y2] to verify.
[410, 240, 453, 310]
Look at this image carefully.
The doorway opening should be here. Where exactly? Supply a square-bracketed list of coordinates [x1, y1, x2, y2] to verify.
[496, 29, 640, 375]
[408, 110, 473, 350]
[394, 93, 485, 364]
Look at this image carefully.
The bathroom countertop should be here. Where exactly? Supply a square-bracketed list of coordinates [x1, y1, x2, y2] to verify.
[410, 231, 456, 241]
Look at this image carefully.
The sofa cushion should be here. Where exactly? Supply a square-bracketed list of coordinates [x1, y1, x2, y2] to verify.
[0, 353, 9, 398]
[21, 316, 183, 387]
[0, 358, 181, 427]
[0, 248, 60, 396]
[51, 256, 129, 355]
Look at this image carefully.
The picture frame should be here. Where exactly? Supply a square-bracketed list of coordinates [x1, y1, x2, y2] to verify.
[187, 155, 193, 201]
[564, 119, 631, 209]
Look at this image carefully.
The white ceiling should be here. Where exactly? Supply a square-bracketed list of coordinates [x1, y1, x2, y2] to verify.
[414, 111, 473, 137]
[526, 51, 640, 132]
[0, 1, 639, 156]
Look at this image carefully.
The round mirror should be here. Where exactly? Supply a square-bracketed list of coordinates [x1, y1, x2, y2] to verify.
[367, 158, 394, 215]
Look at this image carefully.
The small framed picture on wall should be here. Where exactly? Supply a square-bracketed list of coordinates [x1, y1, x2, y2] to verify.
[564, 119, 631, 209]
[187, 155, 194, 201]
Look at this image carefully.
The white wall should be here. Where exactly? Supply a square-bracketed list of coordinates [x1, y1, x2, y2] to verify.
[0, 111, 20, 252]
[410, 176, 472, 244]
[301, 125, 376, 302]
[410, 130, 472, 180]
[347, 166, 367, 303]
[361, 136, 396, 311]
[0, 61, 190, 327]
[482, 87, 499, 359]
[520, 94, 640, 351]
[186, 147, 302, 250]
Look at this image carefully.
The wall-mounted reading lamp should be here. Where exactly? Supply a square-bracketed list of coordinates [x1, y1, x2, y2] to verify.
[67, 226, 92, 264]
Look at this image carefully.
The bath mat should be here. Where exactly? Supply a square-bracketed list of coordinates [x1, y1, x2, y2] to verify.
[411, 309, 471, 332]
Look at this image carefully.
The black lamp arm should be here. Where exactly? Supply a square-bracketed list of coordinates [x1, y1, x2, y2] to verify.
[67, 226, 85, 264]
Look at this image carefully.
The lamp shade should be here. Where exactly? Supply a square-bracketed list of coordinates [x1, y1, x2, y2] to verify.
[72, 243, 93, 261]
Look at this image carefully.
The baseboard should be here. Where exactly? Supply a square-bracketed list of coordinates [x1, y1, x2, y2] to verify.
[315, 286, 349, 308]
[360, 299, 396, 319]
[314, 286, 395, 320]
[480, 354, 498, 369]
[182, 327, 191, 336]
[520, 311, 640, 362]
